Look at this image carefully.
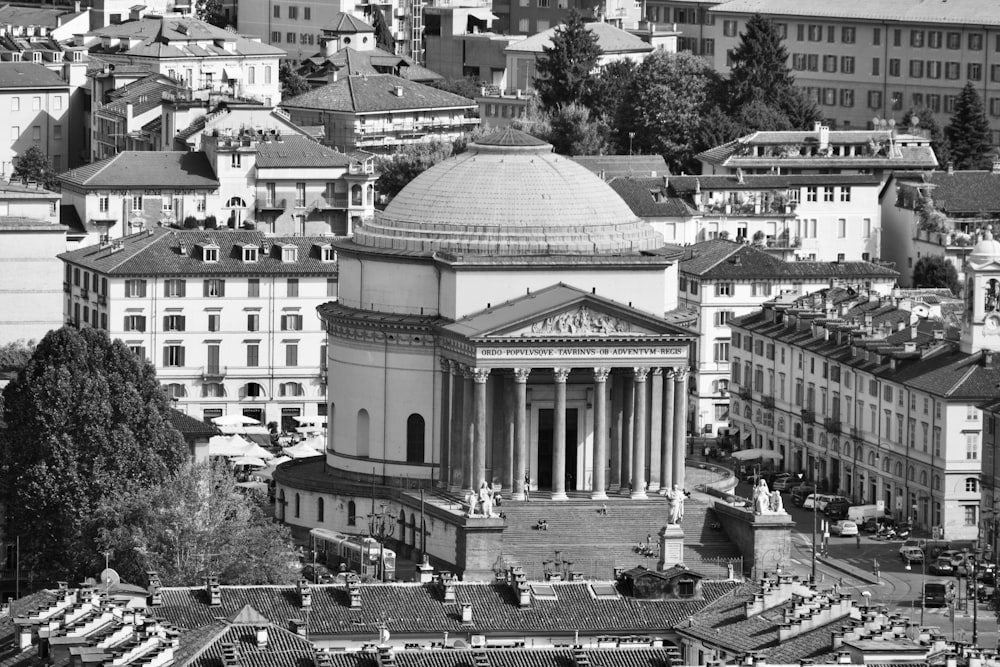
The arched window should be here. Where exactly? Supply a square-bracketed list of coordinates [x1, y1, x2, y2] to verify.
[202, 382, 226, 397]
[347, 500, 356, 526]
[894, 462, 903, 477]
[881, 457, 890, 472]
[819, 433, 827, 448]
[398, 509, 406, 543]
[294, 493, 301, 518]
[327, 402, 335, 453]
[279, 382, 304, 397]
[317, 497, 324, 522]
[357, 409, 370, 457]
[352, 184, 363, 206]
[278, 489, 286, 521]
[408, 515, 417, 547]
[406, 413, 425, 463]
[366, 184, 374, 205]
[920, 470, 928, 486]
[966, 478, 979, 493]
[842, 442, 851, 458]
[867, 451, 876, 466]
[831, 438, 839, 454]
[164, 383, 187, 398]
[934, 474, 942, 490]
[755, 408, 762, 424]
[744, 404, 751, 419]
[777, 417, 785, 433]
[242, 382, 266, 398]
[227, 196, 247, 208]
[908, 466, 915, 481]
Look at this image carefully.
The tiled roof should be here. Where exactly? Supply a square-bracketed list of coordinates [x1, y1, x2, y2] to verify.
[678, 239, 899, 280]
[0, 62, 69, 88]
[0, 4, 83, 28]
[58, 229, 341, 277]
[571, 155, 669, 180]
[58, 152, 219, 189]
[904, 170, 1000, 214]
[87, 17, 284, 58]
[102, 74, 182, 116]
[0, 181, 60, 198]
[281, 74, 475, 113]
[183, 624, 315, 667]
[608, 177, 694, 218]
[711, 0, 1000, 26]
[324, 647, 681, 667]
[696, 131, 937, 169]
[255, 135, 351, 168]
[506, 22, 653, 54]
[302, 47, 442, 83]
[478, 126, 547, 147]
[322, 12, 375, 33]
[153, 580, 742, 634]
[669, 174, 880, 191]
[168, 408, 219, 438]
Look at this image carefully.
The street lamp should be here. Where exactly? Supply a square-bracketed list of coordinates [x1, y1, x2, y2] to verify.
[799, 469, 818, 582]
[904, 555, 926, 626]
[368, 503, 395, 583]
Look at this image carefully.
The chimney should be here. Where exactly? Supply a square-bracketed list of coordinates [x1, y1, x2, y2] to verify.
[440, 573, 457, 602]
[298, 579, 312, 608]
[947, 161, 954, 175]
[818, 124, 830, 150]
[315, 651, 334, 667]
[993, 158, 1000, 175]
[255, 625, 269, 649]
[18, 626, 32, 651]
[289, 619, 307, 636]
[149, 583, 162, 606]
[418, 556, 434, 583]
[933, 329, 945, 340]
[348, 580, 362, 609]
[222, 642, 239, 667]
[460, 603, 473, 624]
[206, 575, 221, 606]
[394, 85, 404, 97]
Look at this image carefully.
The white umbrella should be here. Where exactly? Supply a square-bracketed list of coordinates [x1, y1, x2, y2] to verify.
[212, 414, 260, 427]
[232, 455, 266, 467]
[257, 456, 292, 480]
[296, 426, 325, 435]
[283, 442, 323, 459]
[239, 441, 276, 460]
[208, 434, 252, 457]
[731, 448, 782, 462]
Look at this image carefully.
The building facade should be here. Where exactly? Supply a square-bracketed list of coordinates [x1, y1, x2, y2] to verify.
[728, 242, 1000, 539]
[0, 63, 72, 175]
[58, 229, 336, 429]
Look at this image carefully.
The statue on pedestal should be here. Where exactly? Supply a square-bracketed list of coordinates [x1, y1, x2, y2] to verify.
[666, 484, 685, 524]
[753, 479, 770, 515]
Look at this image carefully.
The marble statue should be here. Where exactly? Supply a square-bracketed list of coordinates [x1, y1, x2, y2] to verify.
[666, 484, 685, 524]
[478, 482, 496, 518]
[769, 489, 784, 513]
[753, 479, 770, 515]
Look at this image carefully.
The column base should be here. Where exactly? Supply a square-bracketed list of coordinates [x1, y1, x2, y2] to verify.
[619, 486, 631, 497]
[609, 483, 621, 493]
[590, 491, 609, 500]
[448, 484, 462, 493]
[550, 492, 568, 501]
[647, 483, 660, 493]
[630, 490, 648, 500]
[511, 492, 526, 501]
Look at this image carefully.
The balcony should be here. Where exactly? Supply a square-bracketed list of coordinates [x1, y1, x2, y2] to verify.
[738, 387, 752, 401]
[762, 394, 775, 409]
[801, 408, 815, 424]
[201, 366, 227, 381]
[765, 234, 803, 249]
[312, 195, 349, 210]
[257, 198, 286, 211]
[824, 418, 841, 433]
[80, 288, 89, 300]
[98, 294, 107, 306]
[63, 281, 70, 293]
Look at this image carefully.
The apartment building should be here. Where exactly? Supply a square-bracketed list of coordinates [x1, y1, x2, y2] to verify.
[0, 63, 71, 175]
[611, 171, 885, 262]
[648, 0, 1000, 143]
[91, 72, 185, 159]
[728, 230, 1000, 540]
[675, 239, 898, 438]
[58, 228, 336, 428]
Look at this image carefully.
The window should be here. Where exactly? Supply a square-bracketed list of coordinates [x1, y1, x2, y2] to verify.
[893, 29, 901, 46]
[163, 344, 185, 367]
[751, 283, 771, 297]
[271, 31, 280, 42]
[808, 24, 821, 41]
[231, 153, 241, 168]
[970, 33, 983, 50]
[316, 497, 324, 522]
[910, 30, 924, 47]
[928, 30, 941, 48]
[131, 195, 143, 211]
[909, 60, 923, 78]
[287, 278, 299, 297]
[124, 315, 146, 331]
[9, 126, 16, 143]
[715, 282, 733, 296]
[714, 311, 734, 325]
[288, 5, 297, 18]
[966, 478, 979, 493]
[247, 313, 259, 331]
[204, 279, 225, 297]
[723, 20, 737, 37]
[281, 314, 303, 330]
[273, 5, 280, 17]
[966, 506, 978, 526]
[891, 92, 903, 110]
[967, 433, 979, 460]
[10, 97, 18, 111]
[838, 218, 846, 238]
[841, 56, 854, 74]
[163, 314, 186, 331]
[295, 182, 306, 207]
[889, 59, 900, 77]
[969, 63, 983, 81]
[840, 187, 852, 202]
[518, 18, 529, 32]
[823, 186, 834, 202]
[873, 27, 881, 45]
[246, 342, 259, 367]
[713, 340, 730, 362]
[125, 279, 147, 298]
[208, 313, 220, 332]
[406, 413, 425, 462]
[868, 90, 882, 109]
[348, 501, 356, 525]
[164, 279, 185, 297]
[842, 27, 855, 43]
[99, 196, 109, 212]
[823, 55, 837, 73]
[806, 186, 818, 202]
[872, 57, 880, 76]
[286, 32, 296, 44]
[945, 61, 960, 79]
[286, 343, 298, 366]
[203, 247, 219, 262]
[945, 95, 956, 112]
[248, 278, 260, 298]
[927, 61, 941, 79]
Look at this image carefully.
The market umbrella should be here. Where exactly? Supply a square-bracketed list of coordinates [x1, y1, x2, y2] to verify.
[283, 442, 323, 459]
[239, 441, 276, 460]
[231, 455, 266, 467]
[208, 434, 252, 457]
[257, 456, 292, 480]
[730, 448, 767, 460]
[212, 414, 260, 427]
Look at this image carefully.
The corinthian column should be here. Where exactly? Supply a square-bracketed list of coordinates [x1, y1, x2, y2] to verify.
[672, 368, 689, 491]
[551, 367, 570, 501]
[631, 367, 650, 499]
[472, 367, 490, 489]
[512, 368, 530, 500]
[591, 367, 610, 500]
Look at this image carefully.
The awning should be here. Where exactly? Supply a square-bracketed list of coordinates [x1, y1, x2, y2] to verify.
[224, 66, 242, 81]
[465, 8, 497, 21]
[731, 448, 782, 462]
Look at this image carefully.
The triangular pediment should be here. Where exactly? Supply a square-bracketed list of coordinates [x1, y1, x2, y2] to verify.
[226, 604, 271, 626]
[501, 304, 658, 338]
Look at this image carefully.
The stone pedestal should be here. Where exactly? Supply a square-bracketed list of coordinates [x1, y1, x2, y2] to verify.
[456, 516, 506, 581]
[657, 524, 685, 571]
[712, 502, 794, 578]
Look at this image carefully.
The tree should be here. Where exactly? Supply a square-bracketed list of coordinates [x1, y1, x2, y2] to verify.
[279, 62, 310, 99]
[12, 145, 59, 190]
[364, 5, 396, 54]
[912, 255, 960, 295]
[945, 82, 993, 170]
[533, 10, 602, 111]
[587, 59, 637, 123]
[0, 339, 34, 372]
[194, 0, 227, 27]
[618, 50, 719, 173]
[428, 78, 482, 100]
[544, 103, 610, 155]
[727, 14, 795, 107]
[0, 327, 188, 584]
[901, 107, 949, 167]
[375, 140, 461, 202]
[92, 461, 299, 586]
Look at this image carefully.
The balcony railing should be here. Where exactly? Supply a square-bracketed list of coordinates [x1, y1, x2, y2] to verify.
[257, 198, 286, 211]
[762, 395, 775, 409]
[80, 288, 89, 300]
[801, 408, 815, 424]
[201, 366, 227, 381]
[824, 418, 841, 433]
[98, 294, 107, 306]
[738, 387, 752, 401]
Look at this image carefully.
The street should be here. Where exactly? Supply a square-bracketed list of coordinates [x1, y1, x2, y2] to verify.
[736, 481, 1000, 648]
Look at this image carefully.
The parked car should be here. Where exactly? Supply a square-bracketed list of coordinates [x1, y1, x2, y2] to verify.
[772, 476, 798, 491]
[930, 558, 955, 575]
[791, 485, 816, 506]
[829, 520, 859, 537]
[802, 493, 826, 509]
[824, 498, 851, 518]
[900, 546, 925, 564]
[768, 472, 792, 485]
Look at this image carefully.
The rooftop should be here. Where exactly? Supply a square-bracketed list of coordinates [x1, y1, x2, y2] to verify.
[59, 151, 218, 189]
[0, 62, 68, 88]
[678, 239, 899, 280]
[711, 0, 1000, 26]
[281, 74, 475, 113]
[254, 135, 352, 169]
[87, 16, 284, 58]
[893, 169, 1000, 215]
[506, 21, 654, 54]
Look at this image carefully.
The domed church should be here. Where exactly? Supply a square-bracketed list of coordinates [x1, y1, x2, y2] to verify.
[275, 128, 697, 579]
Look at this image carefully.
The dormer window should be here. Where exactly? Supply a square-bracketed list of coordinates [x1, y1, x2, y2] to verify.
[200, 243, 219, 262]
[32, 51, 41, 63]
[282, 245, 298, 262]
[242, 245, 258, 262]
[315, 243, 335, 262]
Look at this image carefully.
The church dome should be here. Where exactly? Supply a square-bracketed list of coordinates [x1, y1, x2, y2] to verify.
[970, 226, 1000, 268]
[353, 128, 663, 256]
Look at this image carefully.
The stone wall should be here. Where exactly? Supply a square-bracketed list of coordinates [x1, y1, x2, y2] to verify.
[712, 502, 794, 577]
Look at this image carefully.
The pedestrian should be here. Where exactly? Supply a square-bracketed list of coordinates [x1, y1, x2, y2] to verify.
[856, 532, 861, 550]
[524, 473, 530, 502]
[600, 503, 608, 516]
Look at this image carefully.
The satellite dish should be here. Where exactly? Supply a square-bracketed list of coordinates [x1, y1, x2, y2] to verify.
[100, 567, 121, 588]
[911, 115, 921, 127]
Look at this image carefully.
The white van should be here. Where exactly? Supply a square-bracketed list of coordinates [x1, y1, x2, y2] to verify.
[847, 503, 885, 525]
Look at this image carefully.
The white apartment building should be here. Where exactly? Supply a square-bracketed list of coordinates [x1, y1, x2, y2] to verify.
[676, 239, 898, 438]
[0, 63, 71, 174]
[58, 228, 337, 429]
[728, 238, 1000, 539]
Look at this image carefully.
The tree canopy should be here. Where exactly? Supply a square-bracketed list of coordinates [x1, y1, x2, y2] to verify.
[12, 145, 60, 190]
[194, 0, 227, 27]
[912, 255, 960, 295]
[901, 107, 949, 167]
[726, 14, 795, 108]
[375, 139, 464, 202]
[93, 461, 299, 586]
[533, 10, 602, 111]
[945, 82, 993, 170]
[0, 327, 188, 584]
[279, 62, 310, 99]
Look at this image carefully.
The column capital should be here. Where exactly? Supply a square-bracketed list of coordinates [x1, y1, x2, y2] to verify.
[673, 367, 690, 382]
[461, 364, 475, 380]
[472, 367, 491, 384]
[593, 367, 611, 382]
[440, 357, 455, 373]
[513, 368, 531, 383]
[633, 366, 650, 382]
[665, 368, 677, 380]
[553, 367, 571, 382]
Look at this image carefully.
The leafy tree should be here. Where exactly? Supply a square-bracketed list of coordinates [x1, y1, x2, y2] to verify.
[279, 62, 310, 99]
[92, 461, 299, 586]
[375, 140, 461, 202]
[364, 5, 396, 53]
[587, 59, 637, 123]
[945, 82, 993, 170]
[618, 50, 719, 173]
[544, 103, 610, 155]
[195, 0, 227, 27]
[0, 339, 34, 372]
[912, 255, 960, 295]
[779, 86, 824, 129]
[12, 145, 59, 190]
[0, 327, 188, 584]
[533, 10, 602, 111]
[901, 107, 949, 167]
